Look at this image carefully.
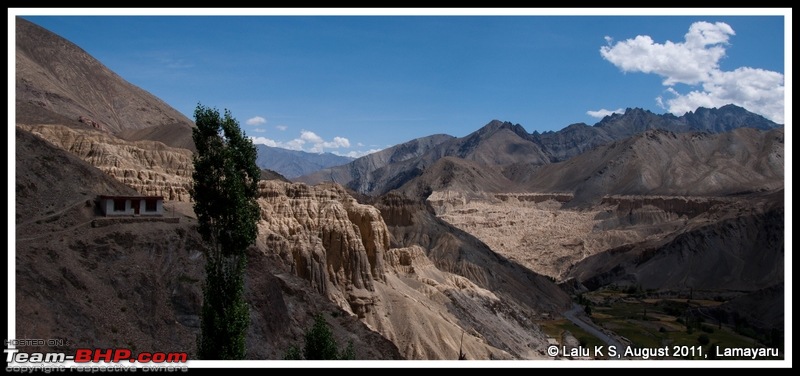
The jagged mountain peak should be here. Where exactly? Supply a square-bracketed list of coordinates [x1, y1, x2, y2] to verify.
[595, 104, 780, 132]
[300, 103, 781, 197]
[682, 104, 780, 132]
[472, 119, 529, 138]
[594, 107, 664, 129]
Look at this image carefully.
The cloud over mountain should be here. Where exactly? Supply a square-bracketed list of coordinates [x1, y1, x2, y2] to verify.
[587, 108, 624, 119]
[251, 130, 352, 154]
[600, 21, 784, 123]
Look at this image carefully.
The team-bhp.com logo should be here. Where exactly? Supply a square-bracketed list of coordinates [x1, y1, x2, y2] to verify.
[5, 347, 188, 373]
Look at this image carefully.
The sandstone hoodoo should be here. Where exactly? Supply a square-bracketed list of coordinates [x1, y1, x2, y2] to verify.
[254, 180, 572, 359]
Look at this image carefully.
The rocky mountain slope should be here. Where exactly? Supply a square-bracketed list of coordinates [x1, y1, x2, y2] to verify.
[527, 128, 784, 204]
[254, 181, 571, 359]
[396, 156, 520, 199]
[565, 191, 784, 292]
[297, 134, 454, 191]
[15, 18, 194, 147]
[18, 124, 194, 201]
[298, 108, 782, 197]
[15, 127, 404, 359]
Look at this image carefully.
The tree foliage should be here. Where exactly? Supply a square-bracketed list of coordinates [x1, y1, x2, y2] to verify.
[191, 104, 260, 360]
[284, 314, 355, 360]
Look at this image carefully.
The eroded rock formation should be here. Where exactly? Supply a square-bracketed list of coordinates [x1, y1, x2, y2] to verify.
[18, 124, 193, 201]
[256, 181, 388, 313]
[254, 180, 564, 359]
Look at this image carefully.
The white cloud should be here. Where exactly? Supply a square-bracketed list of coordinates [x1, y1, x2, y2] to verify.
[600, 21, 784, 123]
[284, 139, 306, 151]
[253, 128, 266, 133]
[600, 22, 733, 86]
[246, 116, 267, 126]
[275, 125, 288, 131]
[326, 136, 350, 149]
[250, 136, 278, 147]
[300, 130, 324, 144]
[251, 130, 352, 153]
[587, 108, 625, 119]
[334, 148, 383, 158]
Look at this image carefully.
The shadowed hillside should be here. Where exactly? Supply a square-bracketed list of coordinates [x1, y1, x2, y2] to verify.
[15, 127, 403, 359]
[15, 17, 194, 149]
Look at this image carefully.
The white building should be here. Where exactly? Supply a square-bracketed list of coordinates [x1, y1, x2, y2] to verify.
[98, 195, 164, 217]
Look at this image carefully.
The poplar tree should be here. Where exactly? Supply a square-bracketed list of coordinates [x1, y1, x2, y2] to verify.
[191, 104, 260, 359]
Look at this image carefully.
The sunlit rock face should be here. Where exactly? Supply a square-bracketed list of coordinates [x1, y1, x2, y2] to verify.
[19, 124, 193, 201]
[256, 181, 389, 315]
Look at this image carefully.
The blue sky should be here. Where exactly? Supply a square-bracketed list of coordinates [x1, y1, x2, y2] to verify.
[14, 9, 788, 157]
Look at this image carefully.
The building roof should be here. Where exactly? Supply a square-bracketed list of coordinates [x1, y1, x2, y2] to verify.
[98, 195, 164, 200]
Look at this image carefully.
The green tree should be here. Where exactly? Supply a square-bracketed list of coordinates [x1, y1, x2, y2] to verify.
[284, 314, 356, 360]
[192, 104, 260, 360]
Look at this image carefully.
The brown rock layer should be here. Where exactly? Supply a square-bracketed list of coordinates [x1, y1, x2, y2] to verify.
[18, 124, 193, 201]
[256, 181, 388, 314]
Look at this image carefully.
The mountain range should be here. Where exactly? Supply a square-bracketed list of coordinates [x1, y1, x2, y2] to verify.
[254, 144, 353, 179]
[14, 16, 785, 360]
[299, 107, 782, 199]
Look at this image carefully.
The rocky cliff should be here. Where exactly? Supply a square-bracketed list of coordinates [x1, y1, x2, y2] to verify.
[15, 127, 402, 360]
[18, 124, 193, 201]
[566, 192, 784, 292]
[256, 181, 388, 311]
[254, 181, 569, 359]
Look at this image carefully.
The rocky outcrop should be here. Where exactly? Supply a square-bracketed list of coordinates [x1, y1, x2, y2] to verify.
[377, 193, 573, 316]
[255, 181, 573, 359]
[18, 124, 193, 201]
[370, 245, 550, 360]
[567, 195, 784, 292]
[256, 181, 388, 315]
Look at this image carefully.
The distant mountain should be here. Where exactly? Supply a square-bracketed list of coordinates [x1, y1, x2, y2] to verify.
[254, 144, 353, 179]
[15, 17, 195, 150]
[396, 156, 519, 199]
[566, 190, 784, 293]
[527, 128, 784, 203]
[298, 105, 782, 197]
[536, 105, 781, 161]
[295, 134, 455, 190]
